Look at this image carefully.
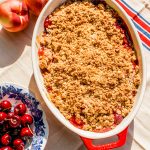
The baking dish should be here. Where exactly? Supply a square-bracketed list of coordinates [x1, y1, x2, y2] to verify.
[32, 0, 146, 149]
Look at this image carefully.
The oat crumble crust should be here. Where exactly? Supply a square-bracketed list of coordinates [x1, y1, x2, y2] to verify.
[38, 0, 140, 131]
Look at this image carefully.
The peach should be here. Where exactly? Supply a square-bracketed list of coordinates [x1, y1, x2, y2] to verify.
[0, 0, 29, 32]
[24, 0, 48, 16]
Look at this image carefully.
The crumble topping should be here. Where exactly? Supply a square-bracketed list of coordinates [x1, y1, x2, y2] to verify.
[37, 0, 140, 131]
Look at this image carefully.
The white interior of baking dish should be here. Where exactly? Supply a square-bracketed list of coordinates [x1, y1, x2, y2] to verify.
[32, 0, 146, 139]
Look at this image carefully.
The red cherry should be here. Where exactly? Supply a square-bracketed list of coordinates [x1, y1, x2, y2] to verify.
[20, 127, 33, 137]
[7, 112, 14, 119]
[16, 146, 24, 150]
[13, 139, 25, 150]
[114, 113, 123, 125]
[9, 115, 21, 128]
[0, 100, 12, 111]
[14, 104, 26, 116]
[0, 112, 7, 123]
[21, 114, 33, 126]
[0, 146, 13, 150]
[1, 133, 11, 146]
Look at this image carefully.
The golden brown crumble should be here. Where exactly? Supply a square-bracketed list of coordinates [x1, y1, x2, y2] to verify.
[38, 0, 140, 131]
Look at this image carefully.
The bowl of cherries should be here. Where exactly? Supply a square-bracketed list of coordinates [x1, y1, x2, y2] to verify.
[0, 83, 49, 150]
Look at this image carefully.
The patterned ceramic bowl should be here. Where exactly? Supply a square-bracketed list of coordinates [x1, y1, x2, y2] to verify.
[0, 83, 49, 150]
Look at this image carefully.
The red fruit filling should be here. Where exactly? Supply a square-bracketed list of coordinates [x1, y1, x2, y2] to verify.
[44, 16, 52, 29]
[69, 116, 84, 129]
[114, 113, 123, 125]
[132, 59, 139, 71]
[46, 86, 52, 92]
[38, 47, 45, 56]
[94, 127, 112, 133]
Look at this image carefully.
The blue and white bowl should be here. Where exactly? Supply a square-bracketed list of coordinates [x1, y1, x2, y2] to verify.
[0, 83, 49, 150]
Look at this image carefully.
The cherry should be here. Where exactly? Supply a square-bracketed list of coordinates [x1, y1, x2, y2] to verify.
[13, 139, 25, 150]
[0, 100, 12, 112]
[1, 133, 11, 146]
[7, 112, 14, 119]
[21, 114, 33, 126]
[132, 60, 138, 71]
[16, 146, 25, 150]
[1, 123, 9, 133]
[0, 147, 13, 150]
[9, 115, 21, 128]
[114, 113, 123, 125]
[14, 104, 26, 116]
[46, 86, 52, 92]
[0, 146, 13, 150]
[0, 112, 7, 123]
[20, 127, 33, 138]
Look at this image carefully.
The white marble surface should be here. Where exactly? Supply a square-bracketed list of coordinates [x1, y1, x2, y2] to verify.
[0, 1, 150, 150]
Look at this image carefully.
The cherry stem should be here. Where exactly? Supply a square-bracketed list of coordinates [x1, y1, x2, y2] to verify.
[27, 124, 33, 135]
[2, 107, 11, 111]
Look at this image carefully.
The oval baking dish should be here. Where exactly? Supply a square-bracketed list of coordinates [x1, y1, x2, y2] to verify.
[32, 0, 146, 149]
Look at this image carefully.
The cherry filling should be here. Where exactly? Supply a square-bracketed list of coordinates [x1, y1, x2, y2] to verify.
[46, 86, 52, 92]
[38, 47, 45, 56]
[93, 113, 123, 133]
[132, 59, 139, 71]
[69, 116, 84, 129]
[69, 112, 125, 132]
[44, 16, 52, 29]
[94, 127, 112, 133]
[114, 113, 123, 125]
[115, 17, 133, 48]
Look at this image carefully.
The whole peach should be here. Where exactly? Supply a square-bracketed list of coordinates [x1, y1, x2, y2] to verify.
[0, 0, 29, 32]
[24, 0, 48, 16]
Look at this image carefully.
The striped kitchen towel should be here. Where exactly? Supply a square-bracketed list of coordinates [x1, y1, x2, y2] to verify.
[116, 0, 150, 51]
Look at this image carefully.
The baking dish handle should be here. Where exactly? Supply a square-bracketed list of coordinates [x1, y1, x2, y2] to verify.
[80, 127, 128, 150]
